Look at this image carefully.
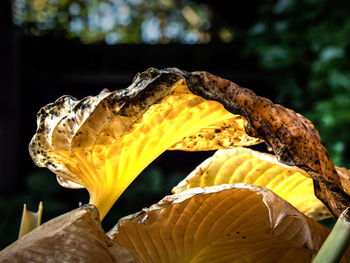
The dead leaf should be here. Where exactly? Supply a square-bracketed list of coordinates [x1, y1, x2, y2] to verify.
[337, 167, 350, 196]
[167, 68, 350, 217]
[0, 205, 133, 263]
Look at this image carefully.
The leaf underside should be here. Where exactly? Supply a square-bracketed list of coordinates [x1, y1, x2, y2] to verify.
[29, 67, 350, 219]
[108, 184, 341, 263]
[29, 70, 260, 219]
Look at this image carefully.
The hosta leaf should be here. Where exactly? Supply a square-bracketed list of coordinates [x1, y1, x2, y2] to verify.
[29, 69, 260, 219]
[172, 148, 332, 220]
[29, 67, 350, 218]
[0, 205, 133, 263]
[108, 184, 349, 263]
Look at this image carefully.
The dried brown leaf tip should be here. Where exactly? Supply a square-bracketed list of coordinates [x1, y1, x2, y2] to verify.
[176, 69, 350, 217]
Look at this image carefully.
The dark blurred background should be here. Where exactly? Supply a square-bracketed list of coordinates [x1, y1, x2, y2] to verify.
[1, 0, 350, 249]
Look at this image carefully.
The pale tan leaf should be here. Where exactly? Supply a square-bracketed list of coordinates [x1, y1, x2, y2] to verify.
[0, 205, 133, 263]
[108, 184, 349, 263]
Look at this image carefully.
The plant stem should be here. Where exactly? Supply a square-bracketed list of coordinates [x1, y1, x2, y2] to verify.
[18, 202, 43, 238]
[313, 207, 350, 263]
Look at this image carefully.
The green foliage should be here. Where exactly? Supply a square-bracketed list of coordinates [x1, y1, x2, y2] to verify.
[242, 0, 350, 167]
[12, 0, 211, 44]
[313, 208, 350, 263]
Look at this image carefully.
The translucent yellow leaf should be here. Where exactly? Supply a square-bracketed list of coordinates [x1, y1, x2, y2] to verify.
[1, 205, 130, 263]
[29, 67, 350, 219]
[29, 69, 260, 219]
[172, 148, 332, 220]
[108, 184, 349, 263]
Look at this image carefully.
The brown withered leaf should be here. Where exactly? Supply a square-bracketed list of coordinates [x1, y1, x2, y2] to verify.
[163, 68, 349, 217]
[337, 167, 350, 196]
[0, 205, 134, 263]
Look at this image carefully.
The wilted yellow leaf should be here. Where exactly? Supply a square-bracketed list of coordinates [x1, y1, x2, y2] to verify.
[109, 184, 349, 263]
[29, 67, 350, 218]
[29, 69, 260, 219]
[172, 148, 332, 220]
[0, 205, 131, 263]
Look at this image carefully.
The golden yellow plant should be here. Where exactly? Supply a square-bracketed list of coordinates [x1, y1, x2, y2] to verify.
[1, 68, 349, 262]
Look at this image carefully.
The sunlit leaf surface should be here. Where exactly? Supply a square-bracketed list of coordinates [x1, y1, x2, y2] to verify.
[172, 148, 332, 220]
[29, 69, 260, 219]
[29, 67, 350, 218]
[108, 184, 348, 263]
[0, 205, 130, 263]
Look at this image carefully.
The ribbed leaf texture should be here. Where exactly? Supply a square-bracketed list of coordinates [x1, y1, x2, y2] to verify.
[29, 69, 260, 219]
[173, 148, 332, 220]
[108, 185, 350, 263]
[29, 67, 350, 218]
